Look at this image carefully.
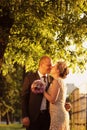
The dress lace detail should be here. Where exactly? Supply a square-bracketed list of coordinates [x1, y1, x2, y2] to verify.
[49, 78, 70, 130]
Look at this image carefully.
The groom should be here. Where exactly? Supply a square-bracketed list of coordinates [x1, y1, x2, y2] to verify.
[21, 55, 52, 130]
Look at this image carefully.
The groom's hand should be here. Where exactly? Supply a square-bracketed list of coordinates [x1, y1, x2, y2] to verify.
[22, 117, 30, 127]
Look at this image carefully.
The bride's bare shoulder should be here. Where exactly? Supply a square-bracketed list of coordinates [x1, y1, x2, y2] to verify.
[51, 79, 61, 88]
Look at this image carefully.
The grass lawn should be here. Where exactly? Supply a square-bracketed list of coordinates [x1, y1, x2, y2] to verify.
[0, 123, 26, 130]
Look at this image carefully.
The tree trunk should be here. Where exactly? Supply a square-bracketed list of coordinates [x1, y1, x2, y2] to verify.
[0, 5, 14, 68]
[6, 112, 10, 125]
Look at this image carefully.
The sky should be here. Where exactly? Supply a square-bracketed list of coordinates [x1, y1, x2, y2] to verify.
[65, 70, 87, 94]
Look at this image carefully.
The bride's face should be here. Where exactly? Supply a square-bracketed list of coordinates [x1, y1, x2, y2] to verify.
[50, 64, 58, 75]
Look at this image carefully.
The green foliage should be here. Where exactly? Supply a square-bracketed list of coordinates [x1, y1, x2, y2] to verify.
[2, 4, 86, 75]
[1, 0, 86, 72]
[0, 65, 23, 121]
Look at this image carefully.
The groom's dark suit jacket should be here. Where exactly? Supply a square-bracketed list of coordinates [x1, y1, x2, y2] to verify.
[21, 71, 52, 123]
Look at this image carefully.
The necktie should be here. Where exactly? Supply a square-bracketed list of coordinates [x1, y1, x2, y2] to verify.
[42, 76, 49, 109]
[42, 76, 46, 83]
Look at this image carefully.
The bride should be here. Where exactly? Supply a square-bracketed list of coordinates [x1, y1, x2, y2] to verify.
[44, 61, 70, 130]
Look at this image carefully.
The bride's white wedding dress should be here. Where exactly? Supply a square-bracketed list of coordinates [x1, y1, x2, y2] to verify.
[49, 78, 70, 130]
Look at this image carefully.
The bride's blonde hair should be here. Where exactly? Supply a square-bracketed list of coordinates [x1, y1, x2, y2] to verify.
[57, 61, 69, 78]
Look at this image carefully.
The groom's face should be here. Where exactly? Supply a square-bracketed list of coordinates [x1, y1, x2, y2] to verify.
[41, 58, 52, 74]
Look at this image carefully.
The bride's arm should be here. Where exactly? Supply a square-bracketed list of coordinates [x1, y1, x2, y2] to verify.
[44, 79, 61, 104]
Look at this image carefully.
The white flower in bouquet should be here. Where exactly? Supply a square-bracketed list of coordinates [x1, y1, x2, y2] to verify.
[31, 80, 46, 94]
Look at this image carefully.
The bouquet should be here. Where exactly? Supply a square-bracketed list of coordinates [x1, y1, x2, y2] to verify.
[31, 80, 46, 94]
